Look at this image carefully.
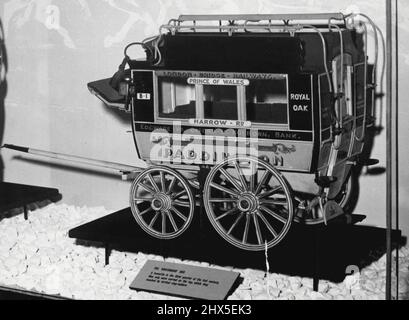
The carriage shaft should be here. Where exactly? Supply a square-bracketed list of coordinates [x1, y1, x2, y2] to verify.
[2, 144, 143, 174]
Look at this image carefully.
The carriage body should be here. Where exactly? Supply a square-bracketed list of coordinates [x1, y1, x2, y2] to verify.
[128, 19, 369, 197]
[87, 13, 379, 250]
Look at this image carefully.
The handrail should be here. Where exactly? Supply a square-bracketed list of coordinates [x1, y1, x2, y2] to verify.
[344, 13, 383, 142]
[348, 13, 381, 120]
[354, 22, 369, 142]
[328, 22, 344, 150]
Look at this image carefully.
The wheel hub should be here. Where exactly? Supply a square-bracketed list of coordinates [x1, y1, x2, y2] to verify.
[151, 192, 172, 211]
[237, 193, 259, 213]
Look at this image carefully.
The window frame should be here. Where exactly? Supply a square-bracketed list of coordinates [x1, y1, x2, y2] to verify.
[154, 71, 290, 129]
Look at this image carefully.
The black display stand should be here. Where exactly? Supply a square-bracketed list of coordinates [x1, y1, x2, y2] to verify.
[0, 182, 63, 299]
[0, 285, 70, 300]
[69, 208, 403, 291]
[0, 182, 61, 220]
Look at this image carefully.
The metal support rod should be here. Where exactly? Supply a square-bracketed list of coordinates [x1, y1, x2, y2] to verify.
[313, 227, 320, 292]
[105, 243, 111, 266]
[385, 0, 399, 300]
[23, 205, 28, 221]
[394, 0, 400, 300]
[386, 0, 393, 301]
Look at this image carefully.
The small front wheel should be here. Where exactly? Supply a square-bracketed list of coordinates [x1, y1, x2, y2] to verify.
[130, 166, 195, 239]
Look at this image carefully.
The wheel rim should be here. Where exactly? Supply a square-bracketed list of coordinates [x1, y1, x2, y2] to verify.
[203, 156, 293, 251]
[130, 167, 194, 239]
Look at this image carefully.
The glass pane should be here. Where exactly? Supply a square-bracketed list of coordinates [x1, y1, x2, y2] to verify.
[158, 76, 195, 119]
[246, 78, 288, 124]
[355, 64, 366, 117]
[203, 85, 238, 120]
[319, 74, 332, 130]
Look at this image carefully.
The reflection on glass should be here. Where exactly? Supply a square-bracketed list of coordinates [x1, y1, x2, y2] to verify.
[355, 64, 366, 117]
[158, 76, 195, 119]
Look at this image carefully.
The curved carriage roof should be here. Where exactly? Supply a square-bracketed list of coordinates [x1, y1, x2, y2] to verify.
[136, 31, 365, 74]
[130, 13, 366, 74]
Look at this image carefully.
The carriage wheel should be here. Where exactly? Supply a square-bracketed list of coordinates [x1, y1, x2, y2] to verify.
[130, 166, 195, 239]
[203, 156, 294, 251]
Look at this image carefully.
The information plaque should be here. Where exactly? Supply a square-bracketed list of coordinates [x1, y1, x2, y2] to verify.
[130, 260, 240, 300]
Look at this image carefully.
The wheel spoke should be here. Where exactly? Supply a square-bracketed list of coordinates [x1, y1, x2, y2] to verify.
[215, 207, 239, 221]
[220, 168, 244, 192]
[233, 161, 248, 191]
[242, 215, 250, 244]
[209, 198, 236, 203]
[149, 211, 160, 227]
[139, 207, 153, 216]
[134, 197, 154, 202]
[167, 176, 177, 194]
[210, 182, 239, 198]
[227, 213, 244, 235]
[253, 214, 263, 245]
[166, 210, 178, 232]
[161, 211, 166, 234]
[170, 206, 187, 222]
[147, 173, 160, 193]
[255, 170, 272, 195]
[259, 205, 287, 224]
[160, 171, 166, 192]
[173, 200, 191, 208]
[137, 182, 156, 196]
[260, 199, 288, 207]
[172, 189, 187, 200]
[258, 186, 282, 199]
[249, 162, 257, 192]
[257, 211, 278, 238]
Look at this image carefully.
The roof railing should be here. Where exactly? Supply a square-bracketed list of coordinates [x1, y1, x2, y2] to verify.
[160, 13, 347, 36]
[177, 13, 345, 22]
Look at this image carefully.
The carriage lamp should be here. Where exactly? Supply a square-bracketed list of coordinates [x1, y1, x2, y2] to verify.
[118, 77, 134, 112]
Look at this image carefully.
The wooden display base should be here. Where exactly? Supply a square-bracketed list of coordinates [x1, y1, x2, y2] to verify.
[69, 208, 403, 291]
[0, 182, 61, 220]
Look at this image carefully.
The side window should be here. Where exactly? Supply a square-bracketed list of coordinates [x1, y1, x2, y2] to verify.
[245, 78, 288, 124]
[158, 76, 195, 119]
[202, 85, 238, 120]
[156, 72, 289, 125]
[319, 74, 332, 141]
[354, 64, 366, 117]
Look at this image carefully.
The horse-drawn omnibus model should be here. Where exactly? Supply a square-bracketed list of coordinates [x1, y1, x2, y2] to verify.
[3, 13, 384, 252]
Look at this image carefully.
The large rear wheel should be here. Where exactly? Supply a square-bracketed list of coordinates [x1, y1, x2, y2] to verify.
[203, 156, 294, 251]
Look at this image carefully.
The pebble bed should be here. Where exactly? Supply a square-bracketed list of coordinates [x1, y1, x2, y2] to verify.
[0, 203, 408, 300]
